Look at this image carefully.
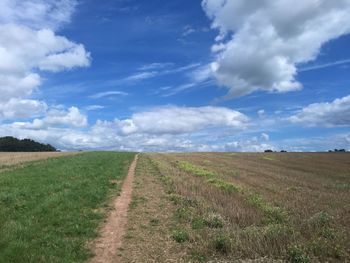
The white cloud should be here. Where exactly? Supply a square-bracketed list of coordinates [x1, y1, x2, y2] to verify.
[0, 72, 41, 102]
[124, 71, 158, 81]
[0, 0, 77, 30]
[299, 58, 350, 72]
[89, 91, 128, 99]
[289, 95, 350, 127]
[139, 62, 174, 71]
[123, 63, 201, 83]
[182, 25, 195, 37]
[85, 105, 105, 111]
[119, 106, 250, 135]
[0, 105, 252, 151]
[0, 1, 90, 120]
[0, 98, 47, 119]
[202, 0, 350, 99]
[14, 107, 88, 129]
[0, 24, 90, 75]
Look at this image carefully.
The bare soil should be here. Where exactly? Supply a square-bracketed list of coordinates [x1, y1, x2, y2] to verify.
[89, 154, 138, 263]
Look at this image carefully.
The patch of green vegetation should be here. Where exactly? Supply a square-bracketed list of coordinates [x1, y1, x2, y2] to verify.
[171, 229, 189, 243]
[320, 227, 336, 240]
[0, 164, 10, 169]
[178, 161, 244, 195]
[190, 251, 207, 262]
[213, 234, 231, 253]
[307, 238, 344, 259]
[204, 213, 224, 228]
[248, 194, 287, 224]
[207, 178, 242, 193]
[288, 245, 309, 263]
[177, 161, 216, 179]
[0, 152, 135, 262]
[308, 211, 332, 228]
[174, 207, 192, 222]
[191, 217, 206, 229]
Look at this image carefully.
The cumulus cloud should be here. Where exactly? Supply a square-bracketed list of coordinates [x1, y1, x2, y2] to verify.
[0, 98, 47, 119]
[118, 106, 250, 135]
[289, 95, 350, 127]
[202, 0, 350, 99]
[13, 107, 88, 129]
[0, 0, 90, 120]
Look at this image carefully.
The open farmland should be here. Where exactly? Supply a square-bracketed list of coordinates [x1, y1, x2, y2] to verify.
[0, 152, 135, 262]
[120, 153, 350, 263]
[0, 152, 77, 173]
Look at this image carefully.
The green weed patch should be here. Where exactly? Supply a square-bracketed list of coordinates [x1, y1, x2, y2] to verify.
[177, 161, 216, 179]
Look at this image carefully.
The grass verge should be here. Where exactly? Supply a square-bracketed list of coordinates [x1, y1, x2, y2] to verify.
[0, 152, 135, 263]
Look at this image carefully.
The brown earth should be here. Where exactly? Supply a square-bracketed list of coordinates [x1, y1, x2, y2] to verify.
[89, 154, 138, 263]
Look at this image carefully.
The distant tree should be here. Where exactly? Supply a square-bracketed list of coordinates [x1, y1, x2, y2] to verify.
[0, 136, 56, 152]
[328, 149, 346, 152]
[264, 149, 273, 153]
[280, 150, 287, 153]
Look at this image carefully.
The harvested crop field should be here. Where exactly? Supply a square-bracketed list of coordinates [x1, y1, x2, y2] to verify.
[120, 152, 350, 262]
[0, 152, 76, 172]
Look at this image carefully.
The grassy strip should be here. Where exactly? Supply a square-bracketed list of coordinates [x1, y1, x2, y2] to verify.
[178, 161, 242, 193]
[177, 160, 216, 179]
[177, 161, 285, 223]
[0, 152, 135, 263]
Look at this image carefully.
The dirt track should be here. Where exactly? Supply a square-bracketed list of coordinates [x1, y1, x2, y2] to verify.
[90, 154, 138, 263]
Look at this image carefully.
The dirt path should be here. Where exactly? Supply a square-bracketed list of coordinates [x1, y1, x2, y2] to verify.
[90, 154, 138, 263]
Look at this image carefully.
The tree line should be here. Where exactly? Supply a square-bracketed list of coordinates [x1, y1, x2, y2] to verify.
[0, 136, 57, 152]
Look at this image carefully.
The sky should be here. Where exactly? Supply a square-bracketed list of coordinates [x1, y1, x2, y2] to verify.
[0, 0, 349, 152]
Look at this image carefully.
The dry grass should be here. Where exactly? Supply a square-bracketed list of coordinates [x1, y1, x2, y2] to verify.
[0, 152, 76, 172]
[124, 152, 350, 262]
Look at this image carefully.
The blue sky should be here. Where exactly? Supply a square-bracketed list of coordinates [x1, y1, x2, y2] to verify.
[0, 0, 349, 151]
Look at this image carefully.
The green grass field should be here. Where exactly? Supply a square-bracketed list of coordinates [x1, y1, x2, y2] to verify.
[0, 152, 135, 263]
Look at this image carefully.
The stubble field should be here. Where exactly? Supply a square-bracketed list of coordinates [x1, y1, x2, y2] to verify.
[120, 152, 350, 262]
